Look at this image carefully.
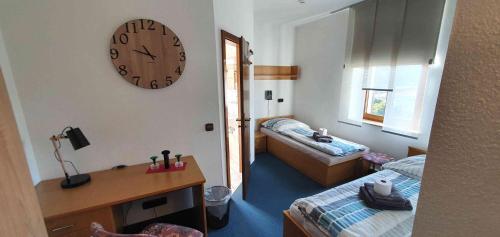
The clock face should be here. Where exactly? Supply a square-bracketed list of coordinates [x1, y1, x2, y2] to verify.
[110, 19, 186, 89]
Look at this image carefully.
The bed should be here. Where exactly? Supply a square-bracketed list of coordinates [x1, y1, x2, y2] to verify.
[257, 116, 369, 187]
[283, 147, 427, 237]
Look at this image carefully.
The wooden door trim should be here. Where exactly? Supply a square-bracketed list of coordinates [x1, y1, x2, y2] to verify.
[221, 30, 241, 189]
[239, 36, 251, 200]
[0, 68, 49, 236]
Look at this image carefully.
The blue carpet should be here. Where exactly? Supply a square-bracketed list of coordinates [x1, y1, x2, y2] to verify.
[208, 153, 328, 237]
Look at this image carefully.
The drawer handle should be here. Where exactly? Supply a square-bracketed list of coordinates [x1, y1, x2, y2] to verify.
[51, 225, 74, 232]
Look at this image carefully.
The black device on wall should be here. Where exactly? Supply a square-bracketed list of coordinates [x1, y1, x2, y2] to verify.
[265, 90, 273, 117]
[265, 90, 273, 100]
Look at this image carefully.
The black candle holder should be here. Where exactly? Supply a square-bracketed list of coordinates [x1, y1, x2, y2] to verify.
[161, 150, 171, 169]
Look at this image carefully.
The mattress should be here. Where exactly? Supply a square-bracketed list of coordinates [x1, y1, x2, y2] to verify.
[289, 169, 420, 237]
[261, 127, 368, 166]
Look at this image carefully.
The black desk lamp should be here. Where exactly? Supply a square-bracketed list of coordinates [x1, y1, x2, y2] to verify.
[50, 126, 91, 189]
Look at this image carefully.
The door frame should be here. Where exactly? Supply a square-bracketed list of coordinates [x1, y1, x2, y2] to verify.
[221, 30, 243, 189]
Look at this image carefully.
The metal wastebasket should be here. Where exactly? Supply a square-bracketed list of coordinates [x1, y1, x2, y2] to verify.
[205, 186, 231, 229]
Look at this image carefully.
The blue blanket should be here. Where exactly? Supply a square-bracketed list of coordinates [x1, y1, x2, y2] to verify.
[281, 127, 366, 157]
[262, 118, 366, 157]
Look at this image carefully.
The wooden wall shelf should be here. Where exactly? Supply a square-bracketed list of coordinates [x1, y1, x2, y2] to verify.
[254, 65, 299, 80]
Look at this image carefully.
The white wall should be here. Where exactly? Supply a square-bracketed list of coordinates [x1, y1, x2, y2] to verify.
[292, 4, 455, 158]
[0, 0, 225, 185]
[0, 29, 41, 184]
[254, 80, 294, 119]
[253, 21, 296, 119]
[254, 23, 280, 66]
[254, 22, 295, 66]
[212, 0, 255, 180]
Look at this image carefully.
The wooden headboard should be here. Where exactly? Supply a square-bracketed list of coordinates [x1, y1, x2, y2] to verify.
[255, 115, 294, 131]
[408, 146, 426, 157]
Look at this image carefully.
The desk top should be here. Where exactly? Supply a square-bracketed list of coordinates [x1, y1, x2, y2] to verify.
[36, 156, 205, 220]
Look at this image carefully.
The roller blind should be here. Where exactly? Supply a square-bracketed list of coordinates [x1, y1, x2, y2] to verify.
[339, 0, 446, 137]
[369, 0, 406, 66]
[349, 0, 446, 69]
[349, 0, 376, 67]
[398, 0, 446, 65]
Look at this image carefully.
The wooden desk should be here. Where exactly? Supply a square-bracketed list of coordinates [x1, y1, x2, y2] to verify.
[36, 156, 207, 237]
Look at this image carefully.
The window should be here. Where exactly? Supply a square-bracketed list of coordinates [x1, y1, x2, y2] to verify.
[363, 90, 387, 123]
[337, 0, 446, 137]
[362, 66, 391, 123]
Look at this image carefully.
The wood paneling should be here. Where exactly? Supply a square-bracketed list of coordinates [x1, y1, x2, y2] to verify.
[254, 65, 299, 80]
[0, 68, 48, 236]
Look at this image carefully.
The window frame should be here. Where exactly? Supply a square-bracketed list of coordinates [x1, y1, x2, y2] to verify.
[363, 90, 386, 123]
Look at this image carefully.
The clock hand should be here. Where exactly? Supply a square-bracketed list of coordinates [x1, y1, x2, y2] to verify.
[132, 47, 157, 61]
[132, 49, 150, 56]
[141, 45, 157, 60]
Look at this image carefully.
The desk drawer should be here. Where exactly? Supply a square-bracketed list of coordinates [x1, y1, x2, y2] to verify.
[45, 207, 115, 237]
[49, 229, 89, 237]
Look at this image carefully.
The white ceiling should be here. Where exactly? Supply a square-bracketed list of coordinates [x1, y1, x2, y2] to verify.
[254, 0, 364, 24]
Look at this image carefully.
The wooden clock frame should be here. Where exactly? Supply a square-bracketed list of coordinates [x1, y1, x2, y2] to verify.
[110, 19, 186, 89]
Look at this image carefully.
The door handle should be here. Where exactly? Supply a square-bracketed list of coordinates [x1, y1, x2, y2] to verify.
[244, 118, 251, 122]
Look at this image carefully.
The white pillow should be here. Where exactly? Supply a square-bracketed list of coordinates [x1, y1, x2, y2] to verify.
[261, 118, 286, 129]
[262, 118, 310, 132]
[382, 155, 426, 179]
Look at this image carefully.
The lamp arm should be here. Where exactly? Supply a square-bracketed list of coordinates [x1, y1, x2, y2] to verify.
[59, 126, 73, 137]
[50, 135, 70, 181]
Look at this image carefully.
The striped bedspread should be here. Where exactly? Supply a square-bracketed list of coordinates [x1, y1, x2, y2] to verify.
[291, 169, 420, 237]
[280, 127, 366, 157]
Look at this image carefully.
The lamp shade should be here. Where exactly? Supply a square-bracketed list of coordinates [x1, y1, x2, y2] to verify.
[66, 127, 90, 150]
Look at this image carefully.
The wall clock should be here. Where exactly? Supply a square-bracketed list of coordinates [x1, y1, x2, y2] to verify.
[110, 19, 186, 89]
